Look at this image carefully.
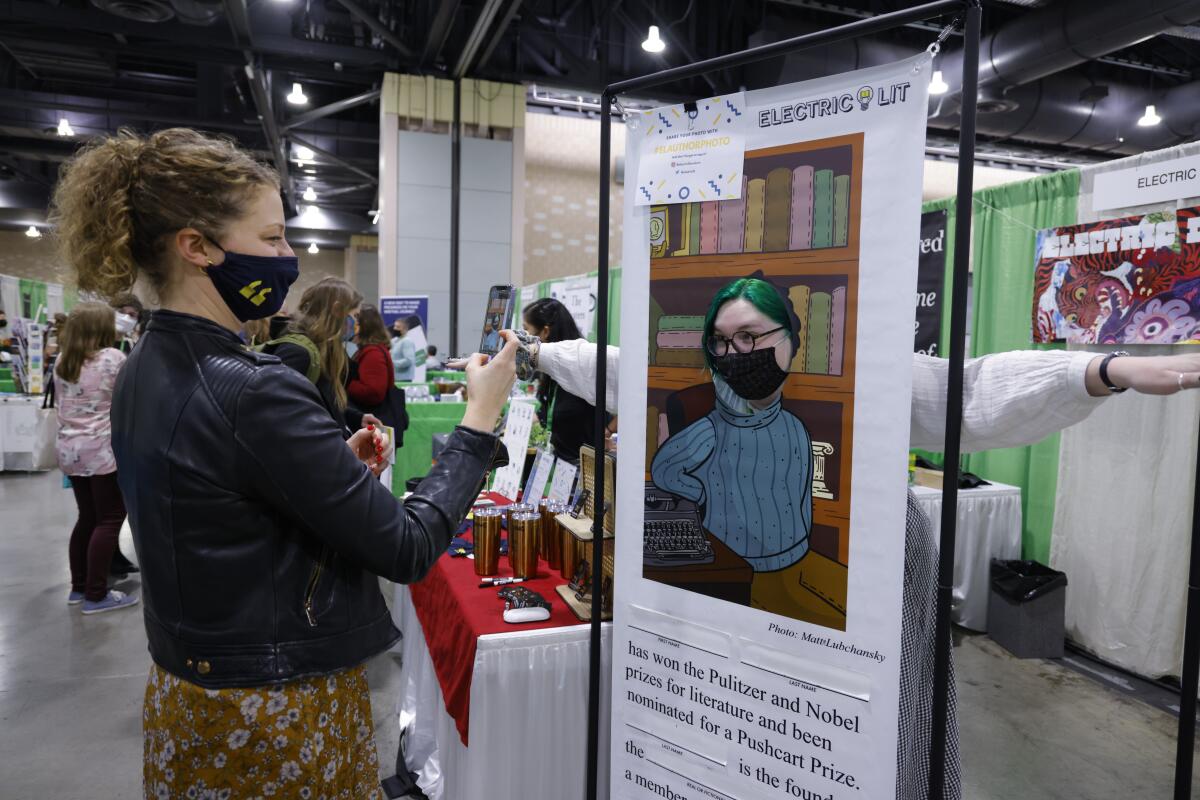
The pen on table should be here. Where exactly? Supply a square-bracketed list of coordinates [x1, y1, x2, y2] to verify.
[479, 577, 527, 587]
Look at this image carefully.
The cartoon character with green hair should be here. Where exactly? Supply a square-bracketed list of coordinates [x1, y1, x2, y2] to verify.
[651, 276, 818, 615]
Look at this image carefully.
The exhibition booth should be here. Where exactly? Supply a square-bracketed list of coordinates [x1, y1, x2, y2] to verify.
[373, 15, 1200, 799]
[3, 3, 1199, 797]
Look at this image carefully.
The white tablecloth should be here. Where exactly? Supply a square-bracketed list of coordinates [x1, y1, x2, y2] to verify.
[0, 395, 56, 471]
[392, 585, 612, 800]
[911, 481, 1023, 632]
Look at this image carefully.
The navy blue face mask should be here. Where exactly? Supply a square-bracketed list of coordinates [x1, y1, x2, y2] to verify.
[205, 240, 299, 322]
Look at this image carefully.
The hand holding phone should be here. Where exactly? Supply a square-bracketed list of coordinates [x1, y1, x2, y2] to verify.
[461, 333, 519, 433]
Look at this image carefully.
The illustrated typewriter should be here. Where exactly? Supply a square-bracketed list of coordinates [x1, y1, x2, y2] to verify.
[643, 482, 714, 567]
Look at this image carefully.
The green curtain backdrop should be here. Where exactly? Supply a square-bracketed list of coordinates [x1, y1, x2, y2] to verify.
[964, 170, 1079, 562]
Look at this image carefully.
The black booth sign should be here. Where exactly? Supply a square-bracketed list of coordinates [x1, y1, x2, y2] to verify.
[915, 209, 947, 356]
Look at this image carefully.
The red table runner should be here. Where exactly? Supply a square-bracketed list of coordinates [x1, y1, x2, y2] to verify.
[407, 494, 580, 746]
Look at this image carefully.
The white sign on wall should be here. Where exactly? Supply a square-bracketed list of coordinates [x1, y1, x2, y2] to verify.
[1092, 154, 1200, 211]
[612, 55, 931, 800]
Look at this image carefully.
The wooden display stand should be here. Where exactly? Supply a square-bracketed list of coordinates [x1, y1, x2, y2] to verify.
[559, 445, 616, 621]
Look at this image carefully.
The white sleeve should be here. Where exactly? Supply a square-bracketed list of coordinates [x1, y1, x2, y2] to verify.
[909, 350, 1108, 452]
[537, 340, 620, 414]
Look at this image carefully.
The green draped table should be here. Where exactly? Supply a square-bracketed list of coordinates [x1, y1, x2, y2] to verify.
[391, 401, 468, 496]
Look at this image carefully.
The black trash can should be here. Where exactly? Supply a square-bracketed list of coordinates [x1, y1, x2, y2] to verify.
[987, 560, 1068, 659]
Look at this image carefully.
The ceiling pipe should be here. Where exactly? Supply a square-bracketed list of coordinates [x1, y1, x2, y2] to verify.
[453, 0, 508, 78]
[281, 88, 381, 131]
[935, 0, 1200, 96]
[752, 2, 1200, 157]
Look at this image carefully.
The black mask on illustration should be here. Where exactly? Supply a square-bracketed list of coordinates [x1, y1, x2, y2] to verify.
[712, 347, 788, 401]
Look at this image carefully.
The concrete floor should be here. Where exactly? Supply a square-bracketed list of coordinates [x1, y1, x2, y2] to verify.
[1, 468, 1196, 799]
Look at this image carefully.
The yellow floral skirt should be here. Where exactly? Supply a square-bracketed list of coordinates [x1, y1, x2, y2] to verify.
[143, 663, 384, 800]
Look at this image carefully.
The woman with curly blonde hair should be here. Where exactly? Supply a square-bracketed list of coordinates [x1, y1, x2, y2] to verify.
[51, 128, 518, 799]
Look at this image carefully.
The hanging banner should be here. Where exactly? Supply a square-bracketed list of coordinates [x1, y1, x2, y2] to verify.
[634, 92, 748, 206]
[1031, 206, 1200, 344]
[380, 295, 430, 380]
[379, 295, 429, 332]
[915, 209, 947, 355]
[612, 55, 931, 800]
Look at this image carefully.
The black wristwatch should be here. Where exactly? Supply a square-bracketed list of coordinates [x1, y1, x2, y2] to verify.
[1099, 350, 1130, 394]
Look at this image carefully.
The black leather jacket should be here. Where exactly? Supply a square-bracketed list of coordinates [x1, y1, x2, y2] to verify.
[112, 310, 500, 688]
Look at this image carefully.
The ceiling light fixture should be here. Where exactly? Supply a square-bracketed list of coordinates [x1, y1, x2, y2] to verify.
[307, 242, 320, 254]
[1137, 104, 1161, 127]
[56, 118, 74, 137]
[302, 186, 318, 202]
[287, 82, 308, 105]
[641, 25, 665, 53]
[294, 145, 314, 162]
[25, 225, 41, 238]
[929, 70, 949, 95]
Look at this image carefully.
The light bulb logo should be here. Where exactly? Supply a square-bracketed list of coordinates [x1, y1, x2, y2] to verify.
[857, 85, 874, 111]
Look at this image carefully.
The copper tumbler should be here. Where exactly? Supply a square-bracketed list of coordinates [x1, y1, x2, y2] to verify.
[560, 521, 580, 579]
[542, 501, 564, 571]
[509, 511, 541, 579]
[538, 500, 553, 559]
[473, 506, 502, 577]
[506, 502, 534, 535]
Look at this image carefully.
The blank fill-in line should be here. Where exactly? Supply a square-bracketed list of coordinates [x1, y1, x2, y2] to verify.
[625, 722, 726, 767]
[742, 661, 869, 703]
[645, 758, 741, 800]
[628, 625, 728, 659]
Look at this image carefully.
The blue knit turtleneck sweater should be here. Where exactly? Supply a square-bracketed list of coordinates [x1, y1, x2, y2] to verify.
[650, 393, 813, 572]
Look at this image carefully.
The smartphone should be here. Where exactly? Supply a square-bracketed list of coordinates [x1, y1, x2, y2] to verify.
[478, 284, 515, 356]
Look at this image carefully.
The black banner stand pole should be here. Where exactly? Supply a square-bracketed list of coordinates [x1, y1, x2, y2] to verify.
[927, 3, 980, 798]
[586, 3, 977, 800]
[1175, 456, 1200, 797]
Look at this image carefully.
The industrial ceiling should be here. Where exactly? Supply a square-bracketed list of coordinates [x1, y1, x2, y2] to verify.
[1, 0, 1198, 242]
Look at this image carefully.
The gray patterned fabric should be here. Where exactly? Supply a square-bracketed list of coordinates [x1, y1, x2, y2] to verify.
[897, 489, 961, 799]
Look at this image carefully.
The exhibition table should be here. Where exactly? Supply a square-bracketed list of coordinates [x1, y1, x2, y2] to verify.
[391, 498, 612, 800]
[390, 401, 467, 494]
[911, 481, 1023, 632]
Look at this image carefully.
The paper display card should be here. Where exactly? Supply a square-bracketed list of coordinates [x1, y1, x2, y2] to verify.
[522, 448, 556, 503]
[1031, 205, 1200, 345]
[548, 276, 599, 340]
[490, 400, 535, 500]
[612, 55, 931, 799]
[547, 460, 578, 504]
[633, 92, 747, 207]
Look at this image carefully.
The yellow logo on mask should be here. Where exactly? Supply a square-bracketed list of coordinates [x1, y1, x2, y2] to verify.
[238, 280, 272, 306]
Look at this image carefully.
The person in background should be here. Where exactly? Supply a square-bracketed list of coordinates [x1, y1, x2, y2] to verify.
[390, 315, 416, 381]
[51, 127, 515, 797]
[241, 317, 270, 347]
[262, 277, 363, 433]
[109, 292, 143, 353]
[349, 305, 401, 428]
[522, 297, 605, 465]
[425, 343, 443, 371]
[102, 294, 144, 577]
[54, 302, 137, 615]
[267, 309, 290, 340]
